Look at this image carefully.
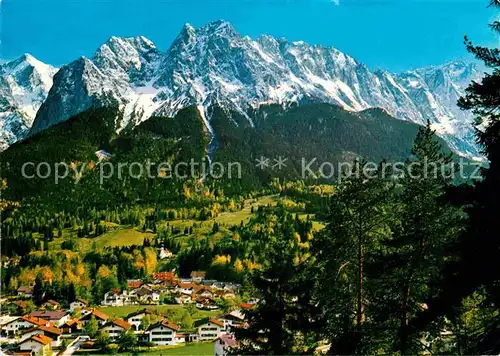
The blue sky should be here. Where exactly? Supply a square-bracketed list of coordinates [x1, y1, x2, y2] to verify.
[0, 0, 498, 72]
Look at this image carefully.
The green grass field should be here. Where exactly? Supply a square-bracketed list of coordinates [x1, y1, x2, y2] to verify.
[83, 342, 214, 356]
[215, 195, 279, 226]
[97, 305, 219, 321]
[139, 342, 214, 355]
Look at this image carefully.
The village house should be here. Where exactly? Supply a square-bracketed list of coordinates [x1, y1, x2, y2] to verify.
[174, 282, 201, 295]
[127, 279, 143, 290]
[214, 333, 238, 356]
[214, 290, 236, 299]
[69, 298, 88, 312]
[174, 293, 192, 305]
[79, 309, 110, 326]
[190, 271, 207, 283]
[217, 310, 245, 332]
[175, 333, 186, 344]
[194, 318, 225, 341]
[17, 327, 44, 344]
[102, 289, 137, 306]
[193, 287, 215, 299]
[159, 246, 173, 259]
[30, 311, 70, 327]
[132, 285, 160, 304]
[17, 286, 34, 298]
[6, 301, 30, 315]
[0, 316, 51, 337]
[195, 297, 219, 311]
[153, 271, 178, 286]
[125, 309, 154, 332]
[146, 319, 180, 346]
[102, 318, 132, 340]
[28, 325, 63, 347]
[61, 319, 83, 334]
[18, 334, 52, 355]
[41, 300, 60, 310]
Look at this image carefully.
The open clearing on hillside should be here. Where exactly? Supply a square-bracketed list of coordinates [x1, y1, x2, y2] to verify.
[215, 194, 279, 226]
[47, 195, 324, 252]
[86, 342, 214, 356]
[97, 305, 219, 320]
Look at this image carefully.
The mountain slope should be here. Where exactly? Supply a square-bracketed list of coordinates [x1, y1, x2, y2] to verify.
[0, 54, 57, 150]
[1, 104, 455, 206]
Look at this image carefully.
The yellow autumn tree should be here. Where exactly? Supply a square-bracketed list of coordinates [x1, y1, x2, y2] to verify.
[234, 259, 244, 273]
[143, 248, 158, 276]
[97, 265, 112, 279]
[212, 254, 231, 265]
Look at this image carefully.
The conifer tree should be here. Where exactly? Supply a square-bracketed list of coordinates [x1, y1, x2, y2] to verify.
[414, 1, 500, 353]
[313, 161, 396, 354]
[370, 124, 464, 354]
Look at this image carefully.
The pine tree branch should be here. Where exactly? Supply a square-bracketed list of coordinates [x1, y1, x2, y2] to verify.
[489, 21, 500, 33]
[488, 0, 500, 8]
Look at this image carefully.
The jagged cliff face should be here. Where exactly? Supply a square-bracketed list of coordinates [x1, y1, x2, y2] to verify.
[0, 21, 484, 158]
[0, 54, 57, 150]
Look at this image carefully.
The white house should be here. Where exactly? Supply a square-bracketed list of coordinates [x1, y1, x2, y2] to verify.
[69, 298, 88, 312]
[174, 293, 192, 305]
[18, 334, 53, 355]
[146, 319, 180, 346]
[79, 309, 110, 326]
[194, 318, 224, 341]
[132, 286, 160, 304]
[17, 285, 34, 298]
[214, 334, 238, 356]
[195, 297, 219, 311]
[102, 319, 132, 340]
[102, 290, 138, 306]
[218, 310, 245, 332]
[175, 333, 186, 344]
[191, 271, 206, 283]
[125, 309, 154, 332]
[0, 316, 50, 337]
[174, 283, 199, 295]
[159, 246, 173, 259]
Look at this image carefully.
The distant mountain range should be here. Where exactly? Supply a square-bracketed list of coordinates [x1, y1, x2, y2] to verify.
[0, 20, 485, 158]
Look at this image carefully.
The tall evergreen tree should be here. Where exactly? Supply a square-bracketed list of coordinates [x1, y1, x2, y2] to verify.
[313, 161, 396, 354]
[414, 1, 500, 353]
[369, 124, 464, 354]
[232, 212, 321, 355]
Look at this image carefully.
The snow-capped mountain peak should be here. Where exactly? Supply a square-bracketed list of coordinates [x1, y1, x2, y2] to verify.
[0, 21, 485, 158]
[0, 54, 58, 149]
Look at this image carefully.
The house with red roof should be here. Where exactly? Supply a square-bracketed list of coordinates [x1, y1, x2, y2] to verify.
[214, 334, 238, 356]
[190, 271, 207, 283]
[102, 318, 132, 340]
[146, 319, 181, 346]
[30, 311, 69, 327]
[194, 318, 225, 341]
[18, 334, 52, 355]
